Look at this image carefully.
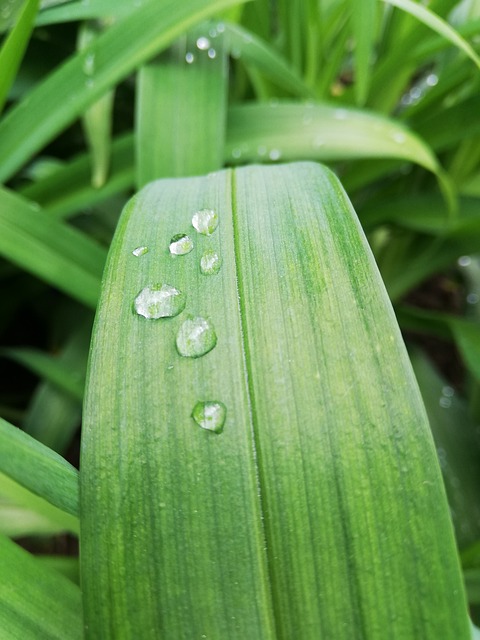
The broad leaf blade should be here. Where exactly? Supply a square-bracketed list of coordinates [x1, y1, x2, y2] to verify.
[81, 163, 469, 638]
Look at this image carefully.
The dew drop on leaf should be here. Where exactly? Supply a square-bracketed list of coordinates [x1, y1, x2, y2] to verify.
[176, 316, 217, 357]
[185, 52, 194, 64]
[169, 234, 193, 255]
[134, 284, 186, 319]
[196, 36, 210, 50]
[192, 209, 218, 235]
[132, 246, 148, 257]
[192, 401, 226, 433]
[200, 250, 221, 275]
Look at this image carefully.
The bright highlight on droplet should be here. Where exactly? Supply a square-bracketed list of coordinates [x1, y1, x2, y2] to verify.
[185, 52, 194, 64]
[196, 36, 210, 50]
[134, 284, 186, 319]
[169, 234, 193, 255]
[200, 250, 221, 275]
[192, 209, 218, 235]
[192, 401, 226, 434]
[176, 316, 217, 358]
[132, 246, 148, 257]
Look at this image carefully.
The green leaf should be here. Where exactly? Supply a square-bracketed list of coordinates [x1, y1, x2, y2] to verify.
[349, 0, 376, 104]
[0, 472, 79, 536]
[0, 0, 40, 114]
[81, 162, 469, 638]
[0, 533, 82, 639]
[1, 347, 84, 401]
[0, 0, 249, 183]
[0, 188, 105, 307]
[136, 22, 228, 186]
[0, 416, 79, 516]
[381, 0, 480, 70]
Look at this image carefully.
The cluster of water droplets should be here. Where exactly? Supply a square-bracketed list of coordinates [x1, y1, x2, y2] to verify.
[132, 205, 225, 432]
[185, 24, 224, 65]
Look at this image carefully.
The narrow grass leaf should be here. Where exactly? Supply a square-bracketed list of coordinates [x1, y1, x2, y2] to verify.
[81, 162, 469, 638]
[410, 349, 480, 549]
[36, 556, 80, 584]
[0, 471, 79, 535]
[226, 101, 441, 174]
[0, 0, 249, 183]
[20, 132, 134, 219]
[136, 23, 228, 186]
[0, 416, 79, 516]
[381, 0, 480, 69]
[0, 533, 82, 639]
[1, 347, 84, 401]
[0, 188, 105, 307]
[0, 0, 40, 114]
[224, 23, 314, 98]
[349, 0, 376, 104]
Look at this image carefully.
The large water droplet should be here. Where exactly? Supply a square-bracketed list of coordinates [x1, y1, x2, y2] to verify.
[196, 36, 210, 50]
[200, 250, 221, 275]
[192, 401, 226, 433]
[134, 284, 186, 319]
[169, 234, 193, 255]
[176, 316, 217, 357]
[132, 246, 148, 257]
[192, 209, 218, 235]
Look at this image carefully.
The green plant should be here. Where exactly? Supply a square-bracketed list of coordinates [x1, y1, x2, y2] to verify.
[1, 0, 480, 638]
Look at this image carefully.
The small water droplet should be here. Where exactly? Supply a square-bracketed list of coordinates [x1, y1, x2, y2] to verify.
[442, 385, 455, 398]
[269, 149, 281, 161]
[196, 36, 210, 51]
[200, 250, 221, 275]
[132, 246, 148, 257]
[231, 147, 242, 159]
[393, 132, 406, 144]
[458, 255, 471, 267]
[192, 209, 218, 235]
[192, 401, 226, 433]
[176, 316, 217, 357]
[185, 52, 195, 64]
[169, 234, 193, 255]
[439, 396, 452, 409]
[426, 73, 438, 87]
[209, 26, 217, 38]
[207, 48, 216, 59]
[216, 22, 225, 33]
[83, 53, 95, 76]
[467, 293, 479, 305]
[134, 284, 186, 319]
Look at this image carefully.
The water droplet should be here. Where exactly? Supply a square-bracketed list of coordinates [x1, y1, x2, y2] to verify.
[231, 147, 242, 159]
[467, 293, 479, 305]
[169, 234, 193, 255]
[216, 22, 225, 33]
[83, 53, 95, 76]
[207, 48, 217, 59]
[176, 316, 217, 357]
[393, 132, 406, 144]
[132, 246, 148, 257]
[192, 209, 218, 235]
[439, 396, 452, 409]
[192, 401, 226, 433]
[269, 149, 281, 161]
[200, 250, 221, 275]
[185, 52, 195, 64]
[458, 255, 471, 267]
[134, 284, 186, 319]
[442, 385, 455, 398]
[426, 73, 438, 86]
[209, 26, 217, 38]
[196, 36, 210, 50]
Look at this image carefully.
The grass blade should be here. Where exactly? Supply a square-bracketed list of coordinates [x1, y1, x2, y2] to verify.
[0, 533, 82, 639]
[0, 188, 106, 307]
[0, 0, 40, 114]
[136, 23, 228, 186]
[0, 0, 249, 183]
[349, 0, 377, 104]
[81, 162, 469, 638]
[0, 416, 79, 516]
[381, 0, 480, 69]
